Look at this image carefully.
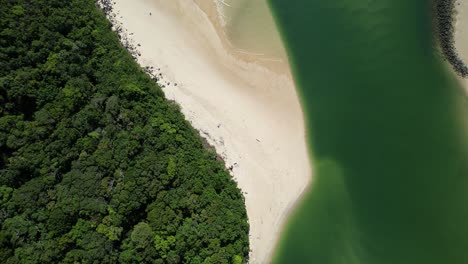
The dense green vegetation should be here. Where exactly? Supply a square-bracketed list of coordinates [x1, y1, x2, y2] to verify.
[0, 0, 249, 263]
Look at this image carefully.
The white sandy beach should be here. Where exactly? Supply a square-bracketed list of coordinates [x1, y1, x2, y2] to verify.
[455, 0, 468, 89]
[107, 0, 312, 263]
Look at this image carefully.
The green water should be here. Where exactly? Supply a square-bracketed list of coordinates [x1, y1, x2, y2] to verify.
[268, 0, 468, 263]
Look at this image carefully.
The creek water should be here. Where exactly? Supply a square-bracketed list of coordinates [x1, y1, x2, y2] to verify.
[268, 0, 468, 263]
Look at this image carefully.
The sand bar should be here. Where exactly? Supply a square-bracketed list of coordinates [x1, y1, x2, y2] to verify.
[107, 0, 312, 262]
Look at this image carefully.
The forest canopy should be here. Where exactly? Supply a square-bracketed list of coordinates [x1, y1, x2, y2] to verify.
[0, 0, 249, 263]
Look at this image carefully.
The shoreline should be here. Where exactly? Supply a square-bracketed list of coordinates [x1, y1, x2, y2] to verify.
[193, 0, 289, 75]
[194, 3, 315, 263]
[454, 0, 468, 90]
[433, 0, 468, 92]
[434, 0, 468, 79]
[96, 0, 312, 263]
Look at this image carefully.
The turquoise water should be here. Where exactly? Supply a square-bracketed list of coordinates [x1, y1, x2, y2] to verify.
[268, 0, 468, 263]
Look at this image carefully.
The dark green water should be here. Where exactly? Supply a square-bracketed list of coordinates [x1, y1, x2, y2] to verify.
[268, 0, 468, 263]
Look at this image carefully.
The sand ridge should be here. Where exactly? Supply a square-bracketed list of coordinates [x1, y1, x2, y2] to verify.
[105, 0, 312, 263]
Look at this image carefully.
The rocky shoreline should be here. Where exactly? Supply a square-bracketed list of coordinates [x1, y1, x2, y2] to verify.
[434, 0, 468, 77]
[96, 0, 176, 89]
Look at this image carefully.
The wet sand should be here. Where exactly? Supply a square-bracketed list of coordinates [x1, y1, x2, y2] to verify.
[107, 0, 312, 262]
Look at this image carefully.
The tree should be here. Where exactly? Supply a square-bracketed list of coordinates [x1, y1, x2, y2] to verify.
[0, 0, 249, 262]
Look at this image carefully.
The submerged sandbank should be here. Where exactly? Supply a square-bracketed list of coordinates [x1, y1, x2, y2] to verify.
[106, 0, 311, 262]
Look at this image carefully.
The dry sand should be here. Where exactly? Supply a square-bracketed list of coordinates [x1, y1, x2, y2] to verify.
[455, 0, 468, 89]
[109, 0, 312, 263]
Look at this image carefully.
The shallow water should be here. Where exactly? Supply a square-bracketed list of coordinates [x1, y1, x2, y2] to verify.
[269, 0, 468, 263]
[217, 0, 286, 62]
